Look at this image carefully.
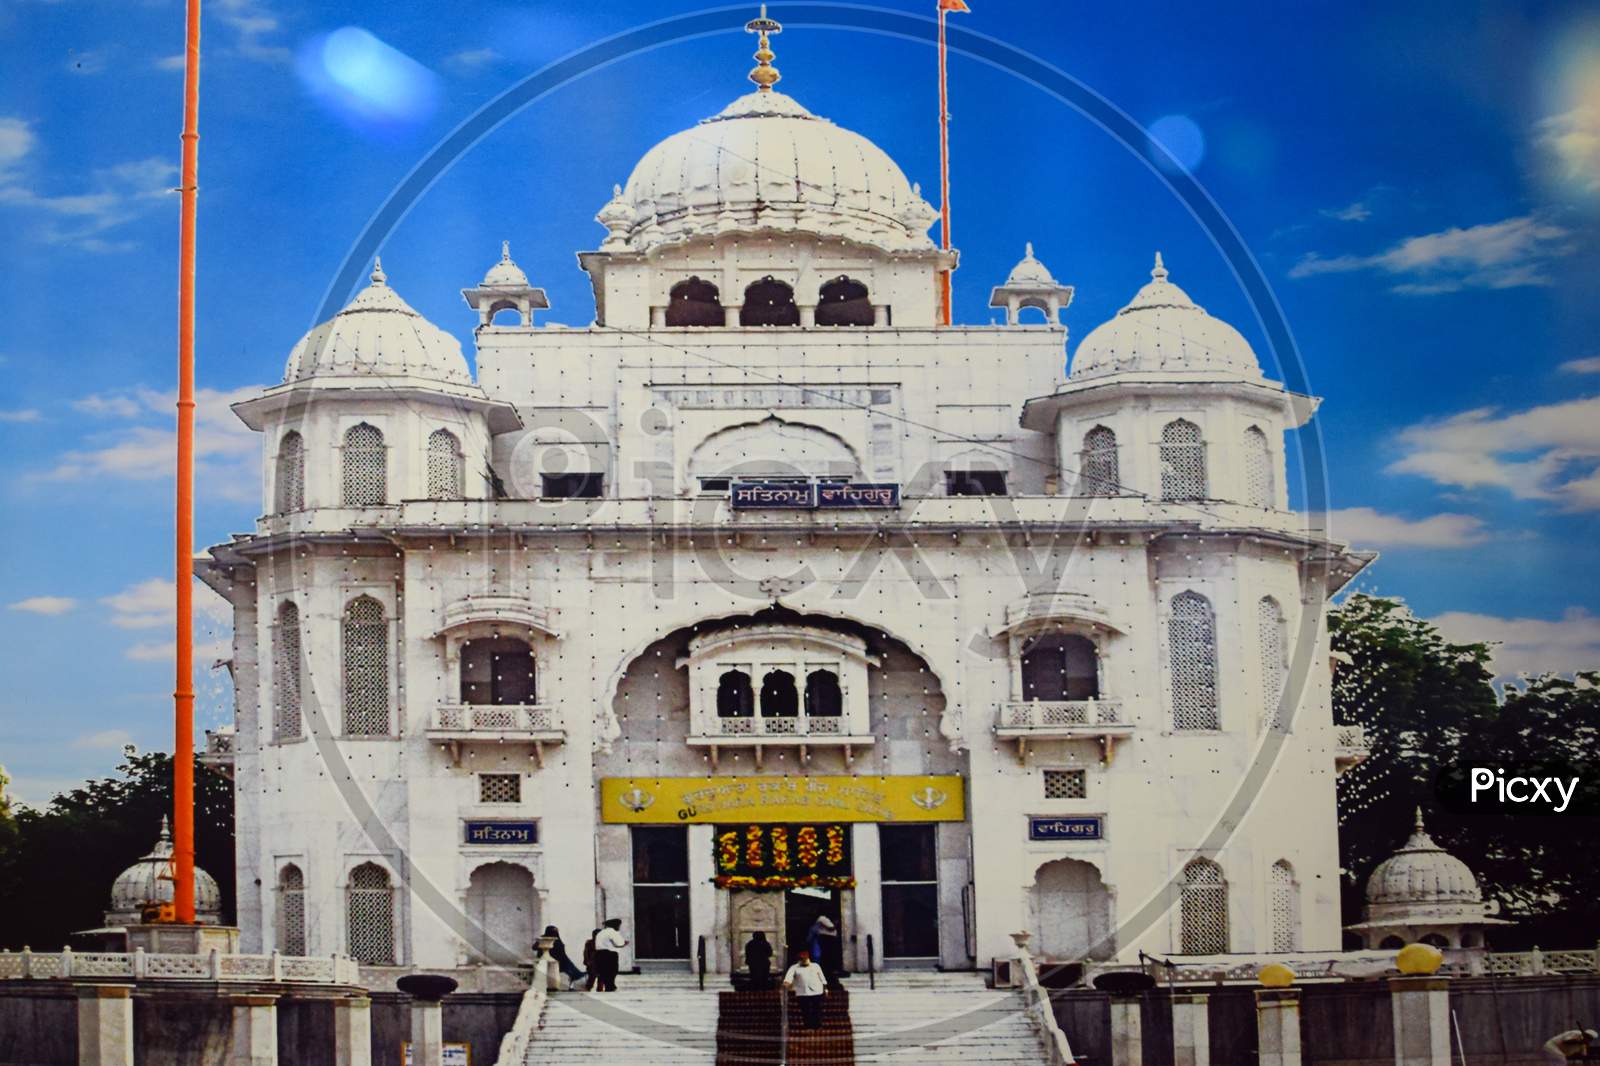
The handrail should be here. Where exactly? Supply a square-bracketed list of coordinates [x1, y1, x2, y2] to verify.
[865, 934, 875, 990]
[492, 946, 552, 1065]
[697, 934, 706, 991]
[1016, 944, 1076, 1066]
[779, 983, 790, 1066]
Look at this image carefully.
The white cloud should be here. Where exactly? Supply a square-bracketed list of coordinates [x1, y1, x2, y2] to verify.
[8, 596, 78, 615]
[0, 116, 178, 252]
[1288, 215, 1574, 294]
[1559, 356, 1600, 375]
[103, 577, 231, 631]
[65, 49, 110, 76]
[214, 0, 292, 64]
[0, 409, 42, 423]
[1385, 395, 1600, 510]
[39, 384, 262, 501]
[125, 637, 231, 664]
[1320, 200, 1372, 223]
[1431, 607, 1600, 680]
[443, 48, 501, 73]
[155, 54, 187, 72]
[71, 728, 134, 750]
[1310, 507, 1490, 548]
[1536, 103, 1600, 195]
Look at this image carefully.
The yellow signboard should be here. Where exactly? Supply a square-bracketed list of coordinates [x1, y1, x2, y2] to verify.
[599, 775, 966, 824]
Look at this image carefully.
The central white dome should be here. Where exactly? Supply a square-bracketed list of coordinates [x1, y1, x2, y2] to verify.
[613, 89, 938, 254]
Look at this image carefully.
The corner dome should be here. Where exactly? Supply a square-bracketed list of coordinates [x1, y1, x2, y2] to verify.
[107, 817, 223, 926]
[608, 88, 939, 255]
[1365, 810, 1482, 909]
[1070, 254, 1262, 380]
[283, 260, 472, 386]
[1005, 242, 1057, 286]
[481, 242, 529, 288]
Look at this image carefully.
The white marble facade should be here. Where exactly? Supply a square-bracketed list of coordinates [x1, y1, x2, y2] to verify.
[201, 55, 1368, 976]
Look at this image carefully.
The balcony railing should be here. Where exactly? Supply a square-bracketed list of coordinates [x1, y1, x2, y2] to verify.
[1334, 723, 1370, 772]
[995, 699, 1133, 764]
[198, 727, 236, 778]
[428, 703, 565, 766]
[687, 713, 873, 768]
[0, 948, 361, 985]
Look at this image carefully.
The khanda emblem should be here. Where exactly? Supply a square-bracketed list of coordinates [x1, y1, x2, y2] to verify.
[619, 786, 655, 813]
[910, 786, 947, 811]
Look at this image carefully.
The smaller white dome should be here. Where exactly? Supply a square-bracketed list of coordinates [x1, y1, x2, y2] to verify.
[1070, 253, 1261, 380]
[1365, 810, 1482, 908]
[481, 242, 530, 288]
[107, 817, 223, 926]
[1005, 242, 1057, 286]
[283, 260, 472, 386]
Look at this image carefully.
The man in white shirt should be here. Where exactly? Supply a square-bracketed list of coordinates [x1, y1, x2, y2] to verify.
[592, 919, 627, 992]
[781, 950, 827, 1030]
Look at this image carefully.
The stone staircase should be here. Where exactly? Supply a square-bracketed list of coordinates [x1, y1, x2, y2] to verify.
[524, 972, 719, 1065]
[847, 971, 1046, 1065]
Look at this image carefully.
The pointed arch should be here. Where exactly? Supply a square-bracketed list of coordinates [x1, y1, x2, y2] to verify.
[666, 276, 723, 327]
[1169, 591, 1219, 730]
[273, 601, 302, 741]
[1243, 425, 1273, 507]
[275, 431, 305, 513]
[1160, 418, 1206, 500]
[342, 423, 386, 506]
[1179, 858, 1229, 954]
[741, 276, 799, 327]
[816, 276, 873, 326]
[346, 862, 395, 964]
[1079, 425, 1119, 496]
[342, 596, 390, 736]
[1269, 859, 1299, 952]
[1258, 596, 1288, 730]
[427, 428, 464, 501]
[277, 863, 306, 955]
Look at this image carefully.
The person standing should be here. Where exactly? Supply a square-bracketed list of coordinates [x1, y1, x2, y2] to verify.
[541, 925, 584, 985]
[805, 916, 838, 985]
[782, 950, 827, 1031]
[581, 929, 600, 990]
[592, 918, 627, 992]
[743, 931, 774, 991]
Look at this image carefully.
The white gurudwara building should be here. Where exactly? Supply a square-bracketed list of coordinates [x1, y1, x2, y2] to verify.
[199, 19, 1370, 977]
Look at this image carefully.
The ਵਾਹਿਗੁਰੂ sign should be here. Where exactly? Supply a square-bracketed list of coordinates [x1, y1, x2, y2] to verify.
[600, 774, 966, 824]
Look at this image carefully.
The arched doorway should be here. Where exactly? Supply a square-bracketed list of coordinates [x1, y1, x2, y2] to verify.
[1031, 858, 1113, 961]
[465, 862, 537, 965]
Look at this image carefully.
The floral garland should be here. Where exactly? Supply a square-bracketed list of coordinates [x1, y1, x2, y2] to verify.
[714, 873, 856, 891]
[745, 824, 764, 867]
[717, 830, 740, 871]
[825, 825, 845, 865]
[796, 825, 820, 867]
[770, 825, 791, 871]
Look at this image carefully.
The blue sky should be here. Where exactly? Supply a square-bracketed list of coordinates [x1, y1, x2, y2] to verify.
[2, 0, 1599, 804]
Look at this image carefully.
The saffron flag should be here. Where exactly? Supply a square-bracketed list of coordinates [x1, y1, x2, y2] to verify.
[939, 0, 970, 11]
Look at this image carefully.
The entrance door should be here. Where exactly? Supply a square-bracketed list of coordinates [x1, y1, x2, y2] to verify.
[880, 825, 940, 961]
[784, 888, 843, 972]
[631, 826, 690, 961]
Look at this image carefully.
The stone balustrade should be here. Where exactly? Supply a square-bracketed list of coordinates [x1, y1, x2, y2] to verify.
[0, 948, 362, 985]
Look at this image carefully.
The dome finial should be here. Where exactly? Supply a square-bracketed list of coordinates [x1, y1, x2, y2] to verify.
[371, 257, 387, 286]
[745, 4, 782, 92]
[500, 240, 511, 261]
[1152, 251, 1167, 281]
[158, 814, 171, 843]
[1025, 241, 1035, 258]
[1414, 806, 1426, 831]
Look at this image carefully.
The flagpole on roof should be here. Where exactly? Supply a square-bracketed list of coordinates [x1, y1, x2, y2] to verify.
[172, 0, 202, 925]
[937, 0, 969, 326]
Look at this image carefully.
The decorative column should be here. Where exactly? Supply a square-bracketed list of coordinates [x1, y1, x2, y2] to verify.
[1108, 994, 1142, 1066]
[77, 985, 134, 1066]
[1389, 978, 1450, 1066]
[396, 975, 458, 1066]
[871, 303, 889, 327]
[1172, 992, 1210, 1066]
[724, 304, 742, 327]
[1255, 990, 1302, 1066]
[798, 303, 816, 327]
[333, 996, 373, 1066]
[687, 824, 717, 973]
[229, 995, 279, 1066]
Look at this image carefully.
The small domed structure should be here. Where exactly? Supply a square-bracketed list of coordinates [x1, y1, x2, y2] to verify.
[283, 260, 473, 385]
[990, 242, 1074, 325]
[105, 817, 223, 927]
[1346, 809, 1509, 950]
[1070, 253, 1261, 379]
[462, 242, 549, 328]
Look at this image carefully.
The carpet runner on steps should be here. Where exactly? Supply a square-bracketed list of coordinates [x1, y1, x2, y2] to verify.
[715, 989, 855, 1066]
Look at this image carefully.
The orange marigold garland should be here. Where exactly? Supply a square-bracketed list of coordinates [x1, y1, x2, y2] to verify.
[824, 825, 845, 865]
[717, 830, 740, 872]
[770, 825, 791, 870]
[745, 824, 764, 867]
[796, 825, 819, 868]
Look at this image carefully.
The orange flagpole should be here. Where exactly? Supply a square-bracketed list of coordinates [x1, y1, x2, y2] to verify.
[173, 0, 201, 925]
[937, 4, 952, 325]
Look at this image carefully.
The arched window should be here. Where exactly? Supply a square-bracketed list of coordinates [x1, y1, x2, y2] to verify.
[760, 670, 799, 717]
[1079, 425, 1119, 496]
[717, 670, 754, 718]
[460, 637, 535, 705]
[278, 864, 306, 956]
[1179, 858, 1229, 954]
[342, 423, 386, 506]
[427, 429, 464, 501]
[1170, 592, 1219, 730]
[273, 601, 302, 741]
[342, 597, 389, 736]
[805, 670, 843, 716]
[741, 277, 799, 327]
[1379, 935, 1406, 950]
[1258, 596, 1287, 730]
[1421, 933, 1450, 949]
[1269, 860, 1299, 952]
[666, 277, 724, 327]
[1243, 426, 1273, 507]
[346, 863, 395, 964]
[275, 431, 305, 513]
[1160, 419, 1207, 501]
[816, 276, 873, 327]
[1021, 634, 1100, 701]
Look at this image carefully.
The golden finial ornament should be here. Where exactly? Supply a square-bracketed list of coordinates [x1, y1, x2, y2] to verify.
[745, 4, 782, 92]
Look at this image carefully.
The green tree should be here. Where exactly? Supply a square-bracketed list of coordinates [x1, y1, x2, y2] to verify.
[0, 749, 233, 950]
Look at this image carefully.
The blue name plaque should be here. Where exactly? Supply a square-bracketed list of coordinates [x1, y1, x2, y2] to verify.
[1029, 816, 1103, 841]
[464, 821, 538, 845]
[816, 483, 901, 509]
[730, 482, 818, 509]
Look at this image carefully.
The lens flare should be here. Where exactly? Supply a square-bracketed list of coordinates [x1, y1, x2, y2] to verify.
[297, 27, 439, 132]
[1148, 113, 1206, 173]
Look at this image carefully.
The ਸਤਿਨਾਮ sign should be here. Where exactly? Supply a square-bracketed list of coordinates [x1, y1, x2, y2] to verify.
[600, 775, 966, 824]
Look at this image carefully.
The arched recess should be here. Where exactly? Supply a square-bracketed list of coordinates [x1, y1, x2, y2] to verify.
[464, 861, 538, 964]
[1029, 858, 1114, 961]
[741, 276, 799, 326]
[816, 276, 873, 326]
[666, 276, 723, 327]
[687, 417, 861, 484]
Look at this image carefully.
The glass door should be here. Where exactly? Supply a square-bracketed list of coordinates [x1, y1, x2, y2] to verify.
[880, 824, 940, 960]
[631, 826, 690, 960]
